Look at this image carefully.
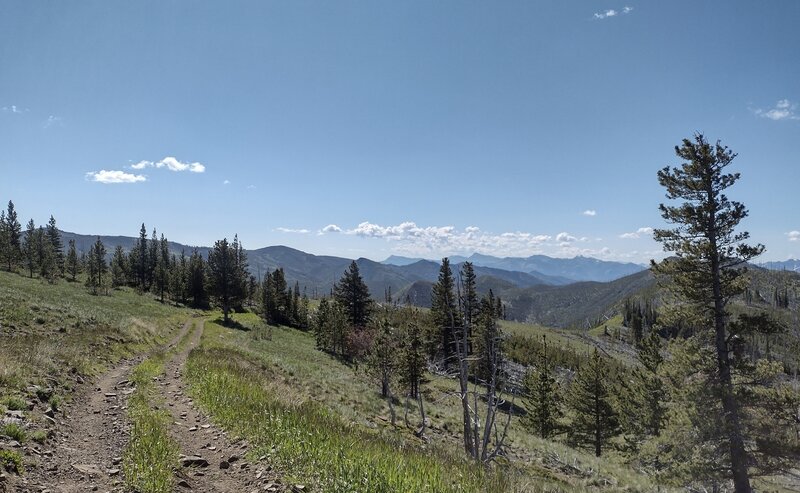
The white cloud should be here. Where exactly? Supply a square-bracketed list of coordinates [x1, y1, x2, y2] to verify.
[132, 156, 206, 173]
[754, 99, 799, 121]
[43, 115, 63, 128]
[321, 224, 342, 233]
[85, 170, 147, 184]
[594, 6, 632, 19]
[620, 226, 654, 239]
[223, 179, 230, 185]
[277, 227, 310, 234]
[345, 221, 555, 257]
[582, 209, 597, 217]
[2, 105, 28, 114]
[556, 232, 577, 243]
[594, 9, 617, 19]
[246, 185, 256, 190]
[787, 231, 800, 242]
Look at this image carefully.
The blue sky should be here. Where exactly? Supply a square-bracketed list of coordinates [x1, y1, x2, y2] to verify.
[1, 1, 798, 263]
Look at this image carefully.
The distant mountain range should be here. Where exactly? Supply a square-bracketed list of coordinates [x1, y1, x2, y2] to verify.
[758, 259, 800, 272]
[60, 230, 799, 329]
[383, 252, 645, 283]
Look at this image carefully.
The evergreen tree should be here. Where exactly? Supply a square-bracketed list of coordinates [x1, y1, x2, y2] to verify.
[399, 315, 427, 399]
[208, 238, 233, 323]
[522, 336, 562, 439]
[85, 237, 107, 294]
[110, 245, 128, 288]
[134, 223, 148, 291]
[230, 234, 249, 311]
[66, 238, 79, 281]
[566, 348, 620, 457]
[651, 134, 792, 491]
[36, 226, 56, 281]
[333, 260, 372, 328]
[147, 228, 158, 290]
[460, 261, 479, 351]
[45, 215, 64, 276]
[430, 258, 457, 364]
[270, 268, 289, 324]
[170, 250, 188, 304]
[187, 249, 207, 308]
[367, 318, 398, 398]
[261, 269, 275, 324]
[154, 233, 170, 301]
[2, 201, 22, 271]
[23, 219, 37, 278]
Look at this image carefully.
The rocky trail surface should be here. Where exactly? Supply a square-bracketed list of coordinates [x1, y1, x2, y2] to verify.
[6, 318, 289, 493]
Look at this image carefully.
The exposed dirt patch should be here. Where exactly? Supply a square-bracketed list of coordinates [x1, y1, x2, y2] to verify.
[160, 320, 287, 492]
[11, 321, 193, 493]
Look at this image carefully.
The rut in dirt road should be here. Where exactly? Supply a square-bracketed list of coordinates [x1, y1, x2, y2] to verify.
[15, 320, 195, 493]
[158, 319, 287, 492]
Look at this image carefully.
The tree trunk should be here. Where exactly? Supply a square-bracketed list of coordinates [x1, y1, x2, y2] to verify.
[708, 203, 751, 493]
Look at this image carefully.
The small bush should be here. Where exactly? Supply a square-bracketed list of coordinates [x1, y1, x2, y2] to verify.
[1, 395, 27, 411]
[30, 430, 47, 444]
[0, 449, 24, 474]
[1, 422, 27, 442]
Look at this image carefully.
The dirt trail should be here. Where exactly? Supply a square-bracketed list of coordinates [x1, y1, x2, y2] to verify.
[17, 320, 194, 493]
[158, 319, 284, 492]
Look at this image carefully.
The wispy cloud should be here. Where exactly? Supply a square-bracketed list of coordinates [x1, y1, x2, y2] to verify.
[246, 184, 256, 190]
[85, 170, 147, 184]
[787, 231, 800, 242]
[345, 221, 557, 257]
[754, 99, 798, 121]
[321, 224, 342, 233]
[594, 6, 632, 19]
[582, 209, 597, 217]
[277, 227, 310, 234]
[620, 226, 654, 239]
[131, 156, 206, 173]
[1, 105, 28, 114]
[43, 115, 63, 128]
[223, 179, 231, 185]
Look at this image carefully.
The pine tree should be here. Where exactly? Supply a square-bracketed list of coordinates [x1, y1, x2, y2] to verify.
[134, 223, 148, 291]
[333, 261, 372, 328]
[85, 237, 107, 295]
[430, 258, 457, 365]
[45, 215, 64, 276]
[23, 219, 37, 278]
[111, 245, 128, 288]
[36, 226, 56, 281]
[187, 249, 207, 308]
[566, 348, 620, 457]
[399, 316, 427, 399]
[651, 135, 800, 490]
[522, 336, 562, 439]
[619, 332, 666, 451]
[208, 238, 236, 324]
[147, 228, 158, 290]
[2, 201, 22, 271]
[154, 233, 170, 301]
[460, 261, 479, 351]
[66, 238, 79, 281]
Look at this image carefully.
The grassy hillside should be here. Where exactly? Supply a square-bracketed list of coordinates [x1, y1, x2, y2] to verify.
[184, 312, 674, 492]
[0, 270, 191, 482]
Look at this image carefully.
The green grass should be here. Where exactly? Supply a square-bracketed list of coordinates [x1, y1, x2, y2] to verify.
[122, 349, 180, 493]
[0, 269, 192, 453]
[184, 313, 674, 492]
[0, 449, 24, 474]
[187, 342, 506, 492]
[1, 422, 26, 442]
[122, 322, 199, 493]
